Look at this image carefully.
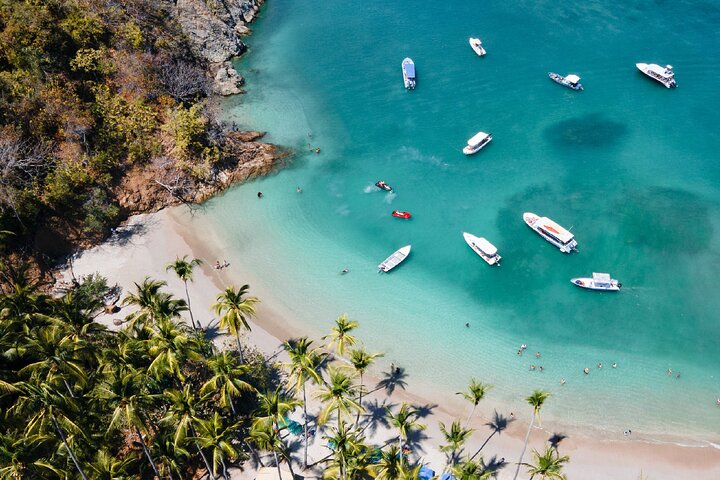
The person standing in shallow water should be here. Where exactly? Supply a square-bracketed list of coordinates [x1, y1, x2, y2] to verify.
[257, 192, 263, 198]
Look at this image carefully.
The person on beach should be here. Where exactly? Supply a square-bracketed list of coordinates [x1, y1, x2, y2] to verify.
[535, 351, 541, 359]
[584, 367, 590, 374]
[222, 260, 229, 268]
[612, 362, 617, 368]
[341, 268, 349, 274]
[667, 368, 672, 376]
[530, 365, 536, 371]
[465, 322, 470, 328]
[214, 260, 221, 269]
[509, 412, 514, 419]
[297, 186, 303, 193]
[257, 191, 263, 198]
[598, 362, 603, 369]
[560, 378, 566, 385]
[539, 365, 544, 372]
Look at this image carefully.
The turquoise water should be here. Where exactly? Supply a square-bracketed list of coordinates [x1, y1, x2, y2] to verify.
[206, 0, 720, 443]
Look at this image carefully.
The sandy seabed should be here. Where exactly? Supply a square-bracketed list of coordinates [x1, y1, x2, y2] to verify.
[62, 206, 720, 479]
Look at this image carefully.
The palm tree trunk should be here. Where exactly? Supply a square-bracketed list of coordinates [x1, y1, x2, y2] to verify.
[62, 378, 75, 398]
[465, 404, 477, 425]
[274, 451, 283, 480]
[244, 440, 265, 467]
[188, 424, 216, 480]
[302, 382, 309, 469]
[222, 458, 228, 479]
[51, 413, 88, 480]
[470, 429, 497, 460]
[184, 280, 198, 330]
[283, 451, 296, 479]
[135, 425, 161, 479]
[513, 414, 536, 480]
[235, 333, 244, 363]
[355, 372, 363, 426]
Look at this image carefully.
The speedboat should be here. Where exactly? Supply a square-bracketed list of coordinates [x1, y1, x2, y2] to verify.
[392, 210, 412, 219]
[571, 272, 621, 291]
[636, 63, 677, 88]
[402, 58, 416, 89]
[523, 212, 577, 253]
[376, 181, 393, 191]
[378, 245, 411, 272]
[463, 232, 501, 266]
[548, 72, 583, 91]
[462, 131, 492, 155]
[469, 37, 486, 56]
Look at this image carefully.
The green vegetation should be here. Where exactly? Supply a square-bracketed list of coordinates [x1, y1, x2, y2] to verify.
[0, 0, 231, 259]
[0, 260, 569, 478]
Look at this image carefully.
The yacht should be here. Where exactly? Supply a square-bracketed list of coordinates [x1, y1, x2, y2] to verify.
[402, 58, 416, 89]
[571, 273, 621, 291]
[636, 63, 677, 88]
[463, 232, 501, 265]
[379, 245, 412, 272]
[462, 131, 492, 155]
[548, 72, 583, 91]
[469, 37, 486, 56]
[523, 212, 577, 253]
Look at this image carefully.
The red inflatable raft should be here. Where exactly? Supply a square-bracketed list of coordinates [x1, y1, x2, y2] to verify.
[392, 210, 412, 219]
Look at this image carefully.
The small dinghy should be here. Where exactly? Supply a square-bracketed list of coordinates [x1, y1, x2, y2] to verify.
[571, 272, 621, 291]
[375, 181, 393, 191]
[469, 37, 487, 56]
[392, 210, 412, 219]
[378, 245, 411, 272]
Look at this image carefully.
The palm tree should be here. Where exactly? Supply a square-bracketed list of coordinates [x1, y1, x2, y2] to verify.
[316, 367, 363, 429]
[200, 351, 254, 416]
[192, 412, 244, 479]
[512, 389, 552, 480]
[439, 420, 473, 469]
[372, 445, 403, 480]
[524, 445, 569, 479]
[322, 313, 358, 357]
[122, 277, 167, 328]
[150, 429, 191, 480]
[0, 431, 68, 479]
[387, 403, 425, 453]
[323, 421, 370, 480]
[146, 317, 199, 384]
[348, 346, 383, 425]
[456, 378, 493, 425]
[212, 285, 259, 362]
[88, 449, 137, 479]
[247, 422, 294, 480]
[166, 255, 203, 330]
[451, 458, 494, 480]
[283, 337, 324, 468]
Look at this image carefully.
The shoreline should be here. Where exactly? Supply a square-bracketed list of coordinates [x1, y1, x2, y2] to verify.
[62, 206, 720, 478]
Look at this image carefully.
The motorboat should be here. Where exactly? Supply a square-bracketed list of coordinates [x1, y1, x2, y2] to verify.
[462, 131, 492, 155]
[636, 63, 677, 88]
[523, 212, 577, 253]
[463, 232, 501, 266]
[392, 210, 412, 219]
[402, 58, 416, 89]
[469, 37, 486, 56]
[571, 272, 621, 291]
[376, 181, 393, 191]
[378, 245, 411, 272]
[548, 72, 583, 91]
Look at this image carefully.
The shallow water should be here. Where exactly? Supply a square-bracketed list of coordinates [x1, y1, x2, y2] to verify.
[203, 0, 720, 443]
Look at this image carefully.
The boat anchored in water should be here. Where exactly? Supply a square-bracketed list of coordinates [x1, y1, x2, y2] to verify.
[469, 37, 486, 56]
[636, 63, 677, 88]
[463, 232, 501, 265]
[402, 58, 416, 89]
[548, 72, 583, 91]
[462, 131, 492, 155]
[571, 272, 621, 291]
[378, 245, 411, 272]
[375, 181, 393, 191]
[392, 210, 412, 219]
[523, 212, 577, 253]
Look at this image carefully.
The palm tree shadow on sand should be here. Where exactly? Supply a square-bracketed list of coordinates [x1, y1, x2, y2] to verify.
[470, 410, 513, 460]
[373, 367, 408, 396]
[548, 432, 568, 450]
[359, 398, 395, 436]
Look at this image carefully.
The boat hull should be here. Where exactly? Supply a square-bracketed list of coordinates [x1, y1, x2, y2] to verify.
[463, 232, 500, 266]
[392, 211, 412, 219]
[571, 278, 621, 291]
[402, 58, 416, 90]
[469, 38, 486, 56]
[636, 63, 677, 88]
[548, 72, 583, 91]
[523, 212, 577, 253]
[462, 134, 492, 155]
[379, 245, 412, 272]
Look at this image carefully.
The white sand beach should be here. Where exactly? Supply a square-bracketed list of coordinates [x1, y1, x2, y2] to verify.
[62, 206, 720, 479]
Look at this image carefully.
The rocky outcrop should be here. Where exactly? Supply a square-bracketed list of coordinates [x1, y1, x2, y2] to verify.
[174, 0, 263, 94]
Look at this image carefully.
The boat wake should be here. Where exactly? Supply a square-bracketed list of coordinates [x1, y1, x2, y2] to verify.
[363, 184, 378, 193]
[382, 192, 397, 204]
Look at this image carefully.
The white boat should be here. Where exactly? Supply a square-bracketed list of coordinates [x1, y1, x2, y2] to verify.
[636, 63, 677, 88]
[548, 72, 583, 91]
[463, 232, 501, 266]
[462, 131, 492, 155]
[523, 212, 577, 253]
[469, 37, 486, 56]
[402, 58, 416, 89]
[571, 272, 621, 291]
[378, 245, 411, 272]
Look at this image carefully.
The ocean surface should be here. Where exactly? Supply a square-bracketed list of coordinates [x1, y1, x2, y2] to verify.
[200, 0, 720, 443]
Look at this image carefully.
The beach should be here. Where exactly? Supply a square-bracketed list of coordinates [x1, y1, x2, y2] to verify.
[63, 207, 720, 478]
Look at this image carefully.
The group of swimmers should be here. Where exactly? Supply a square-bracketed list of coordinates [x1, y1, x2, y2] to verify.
[214, 260, 230, 270]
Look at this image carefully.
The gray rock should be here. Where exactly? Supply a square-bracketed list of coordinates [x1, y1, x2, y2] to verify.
[212, 62, 244, 96]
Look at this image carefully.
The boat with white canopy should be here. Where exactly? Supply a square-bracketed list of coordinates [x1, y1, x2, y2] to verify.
[523, 212, 577, 253]
[378, 245, 411, 272]
[402, 58, 416, 89]
[463, 232, 501, 265]
[548, 72, 583, 90]
[462, 131, 492, 155]
[571, 272, 621, 291]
